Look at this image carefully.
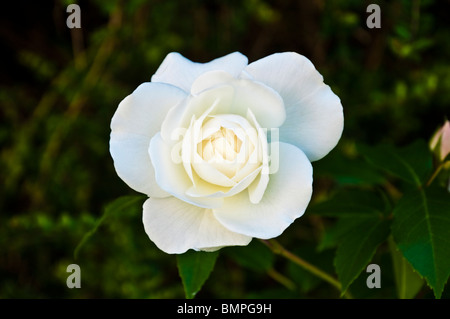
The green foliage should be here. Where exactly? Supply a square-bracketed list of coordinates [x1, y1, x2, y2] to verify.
[311, 188, 391, 294]
[334, 218, 391, 295]
[308, 138, 449, 298]
[223, 240, 274, 273]
[392, 187, 450, 298]
[74, 195, 146, 259]
[358, 140, 433, 187]
[314, 152, 386, 186]
[310, 188, 389, 219]
[355, 140, 449, 298]
[1, 0, 449, 299]
[389, 237, 424, 299]
[177, 251, 219, 299]
[287, 245, 335, 295]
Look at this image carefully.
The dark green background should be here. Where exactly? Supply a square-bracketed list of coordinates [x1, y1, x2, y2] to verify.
[0, 0, 449, 298]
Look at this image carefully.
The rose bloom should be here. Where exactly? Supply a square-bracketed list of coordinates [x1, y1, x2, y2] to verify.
[110, 52, 343, 254]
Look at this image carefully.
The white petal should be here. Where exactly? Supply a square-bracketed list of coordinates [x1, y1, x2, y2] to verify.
[191, 70, 236, 95]
[110, 82, 187, 196]
[149, 132, 223, 208]
[182, 101, 236, 187]
[247, 171, 269, 204]
[208, 114, 259, 148]
[186, 166, 262, 199]
[111, 82, 187, 137]
[191, 70, 286, 129]
[143, 197, 252, 254]
[181, 116, 196, 185]
[110, 132, 169, 197]
[244, 52, 344, 161]
[160, 85, 235, 144]
[246, 109, 270, 203]
[213, 142, 313, 239]
[151, 52, 248, 92]
[192, 152, 236, 187]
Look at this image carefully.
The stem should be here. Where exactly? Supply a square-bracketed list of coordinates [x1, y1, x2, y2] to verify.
[261, 239, 352, 298]
[426, 162, 444, 187]
[267, 268, 297, 291]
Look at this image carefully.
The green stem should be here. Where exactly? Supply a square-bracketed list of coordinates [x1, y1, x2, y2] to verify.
[426, 162, 444, 187]
[261, 239, 352, 298]
[267, 268, 297, 291]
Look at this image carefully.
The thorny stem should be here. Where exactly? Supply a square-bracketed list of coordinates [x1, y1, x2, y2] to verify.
[261, 239, 353, 299]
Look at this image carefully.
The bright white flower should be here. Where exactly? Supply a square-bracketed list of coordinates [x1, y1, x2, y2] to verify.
[110, 52, 344, 254]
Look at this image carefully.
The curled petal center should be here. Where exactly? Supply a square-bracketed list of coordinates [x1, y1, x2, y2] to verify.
[199, 126, 243, 162]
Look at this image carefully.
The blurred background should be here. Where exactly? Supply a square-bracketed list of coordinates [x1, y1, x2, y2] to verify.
[0, 0, 449, 298]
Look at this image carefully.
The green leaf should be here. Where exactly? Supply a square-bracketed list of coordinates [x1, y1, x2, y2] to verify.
[314, 152, 386, 186]
[224, 240, 274, 273]
[392, 187, 450, 298]
[177, 250, 219, 299]
[309, 188, 388, 218]
[74, 195, 145, 259]
[358, 140, 432, 187]
[319, 218, 368, 251]
[334, 218, 391, 295]
[287, 245, 335, 293]
[388, 237, 424, 299]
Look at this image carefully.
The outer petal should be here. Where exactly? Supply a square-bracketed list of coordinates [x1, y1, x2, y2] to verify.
[213, 142, 313, 239]
[151, 52, 248, 92]
[110, 82, 187, 196]
[244, 52, 343, 161]
[110, 132, 168, 197]
[143, 197, 252, 254]
[191, 70, 286, 129]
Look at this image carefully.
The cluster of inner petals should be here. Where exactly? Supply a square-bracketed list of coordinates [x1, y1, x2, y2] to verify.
[181, 108, 264, 189]
[199, 126, 243, 163]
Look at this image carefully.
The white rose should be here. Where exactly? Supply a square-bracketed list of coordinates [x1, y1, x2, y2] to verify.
[110, 52, 343, 254]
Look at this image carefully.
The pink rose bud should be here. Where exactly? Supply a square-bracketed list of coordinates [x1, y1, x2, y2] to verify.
[430, 120, 450, 162]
